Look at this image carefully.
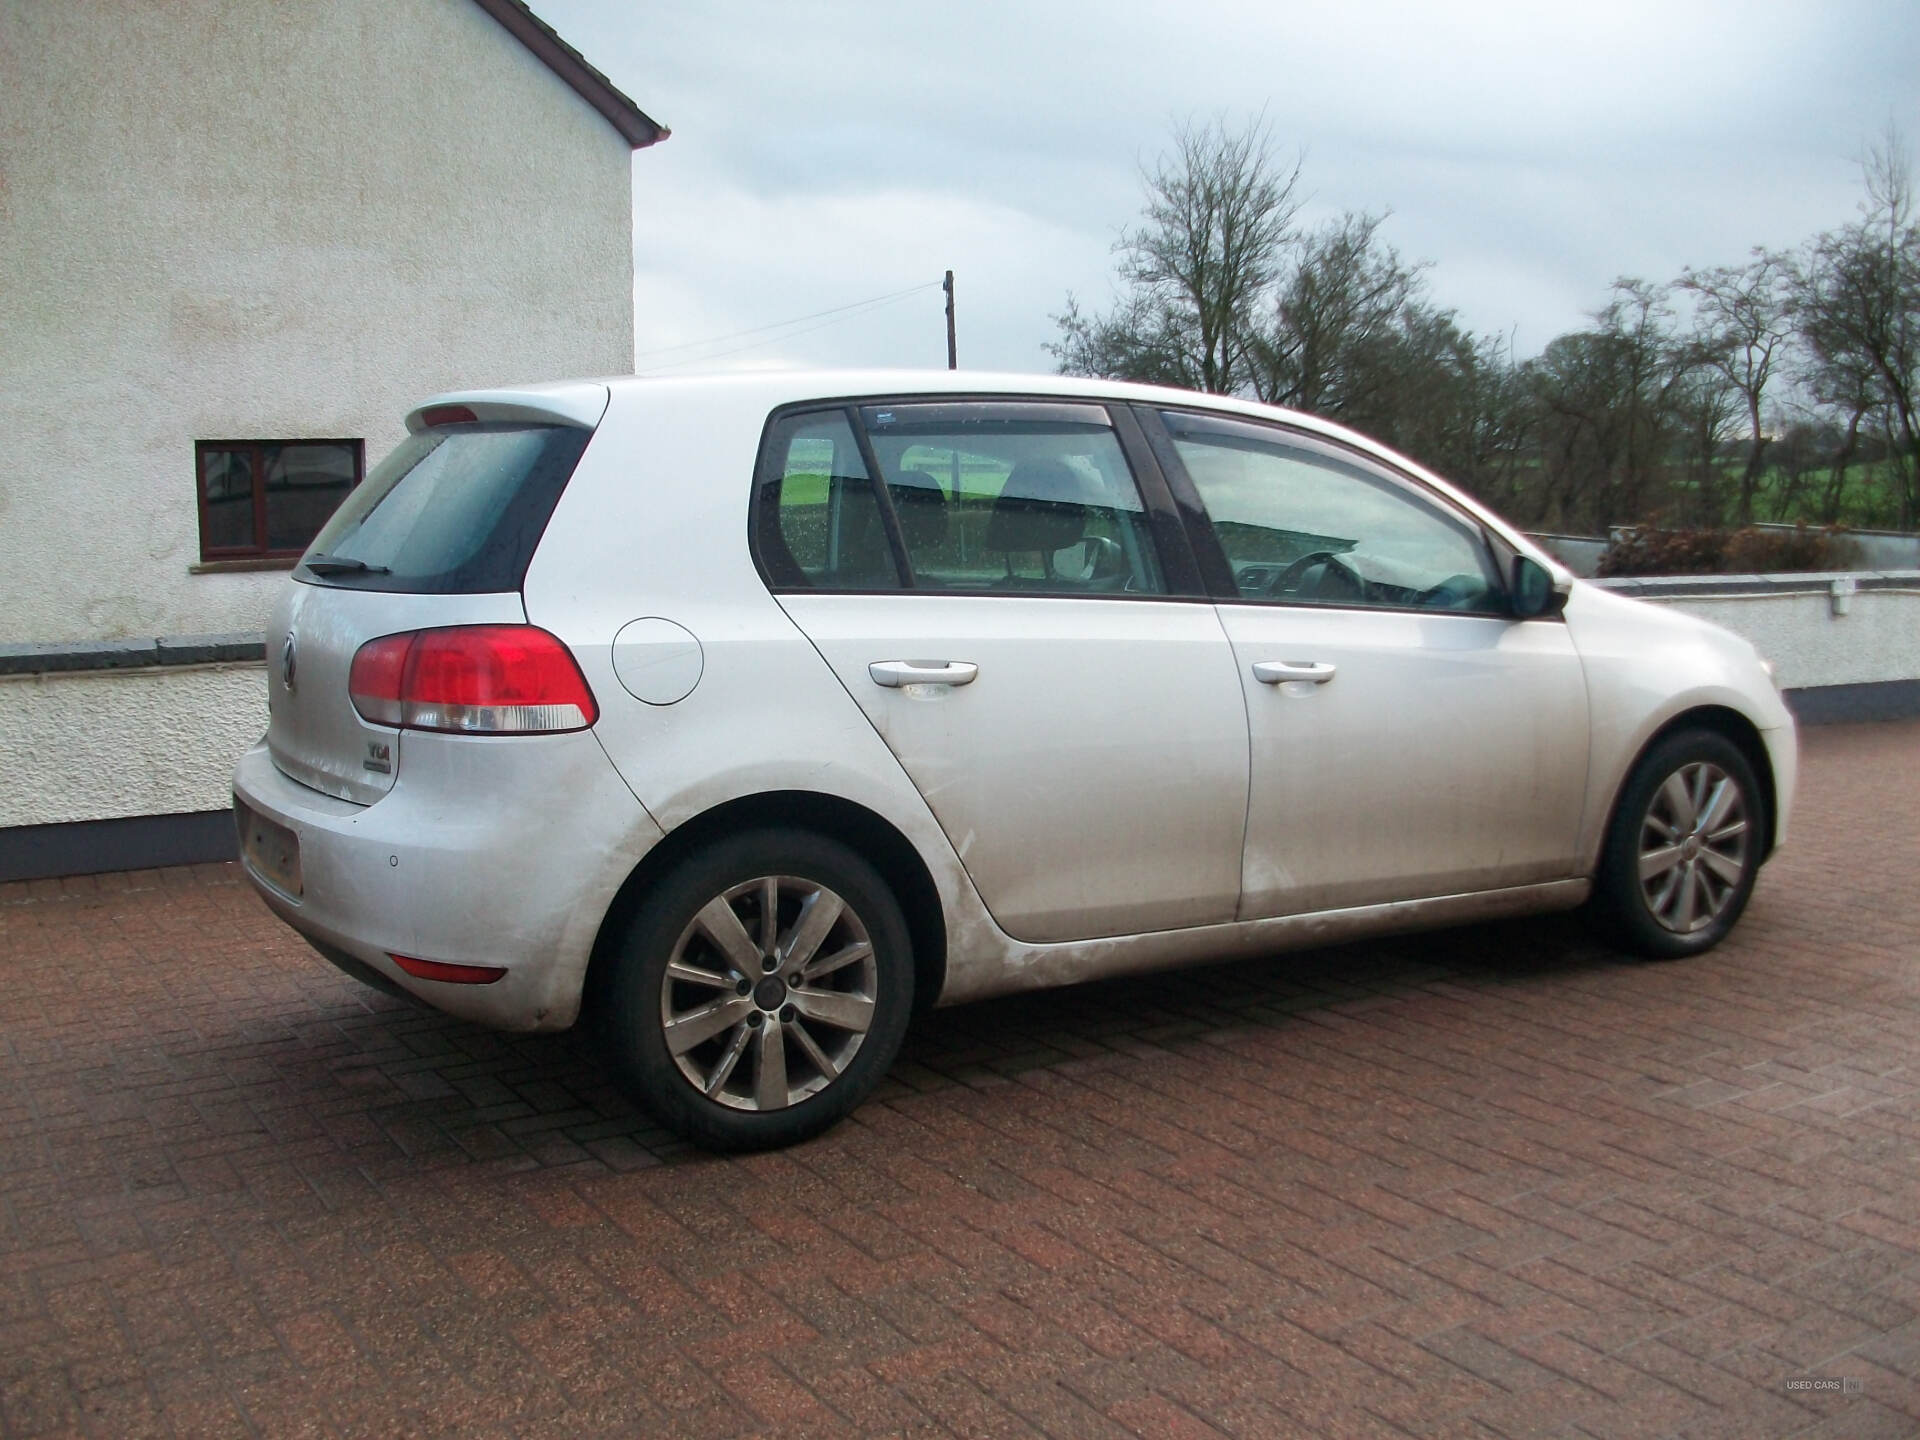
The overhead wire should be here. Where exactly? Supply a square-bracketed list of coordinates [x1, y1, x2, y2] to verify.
[634, 280, 942, 374]
[633, 280, 938, 360]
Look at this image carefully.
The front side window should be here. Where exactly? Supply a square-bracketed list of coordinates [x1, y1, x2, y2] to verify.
[195, 439, 362, 561]
[1163, 412, 1500, 612]
[752, 400, 1166, 596]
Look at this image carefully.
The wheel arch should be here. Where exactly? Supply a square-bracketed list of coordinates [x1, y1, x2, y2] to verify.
[1610, 705, 1780, 861]
[583, 790, 948, 1019]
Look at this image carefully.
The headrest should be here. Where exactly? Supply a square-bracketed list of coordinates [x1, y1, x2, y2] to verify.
[889, 470, 949, 550]
[985, 458, 1095, 554]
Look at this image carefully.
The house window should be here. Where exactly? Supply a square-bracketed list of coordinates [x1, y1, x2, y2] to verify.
[195, 439, 363, 562]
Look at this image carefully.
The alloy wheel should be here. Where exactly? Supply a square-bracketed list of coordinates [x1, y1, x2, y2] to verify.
[1637, 761, 1751, 935]
[658, 875, 878, 1111]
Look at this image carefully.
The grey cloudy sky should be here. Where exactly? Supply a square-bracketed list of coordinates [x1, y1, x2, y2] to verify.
[535, 0, 1919, 375]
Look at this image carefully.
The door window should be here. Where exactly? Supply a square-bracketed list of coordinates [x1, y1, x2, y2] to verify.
[1163, 412, 1500, 612]
[752, 402, 1167, 596]
[860, 403, 1166, 595]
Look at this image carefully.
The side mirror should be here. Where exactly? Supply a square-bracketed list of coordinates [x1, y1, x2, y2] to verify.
[1511, 555, 1567, 619]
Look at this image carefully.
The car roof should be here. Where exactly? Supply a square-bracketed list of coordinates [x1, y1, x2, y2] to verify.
[419, 369, 1554, 567]
[432, 367, 1414, 475]
[447, 368, 1341, 428]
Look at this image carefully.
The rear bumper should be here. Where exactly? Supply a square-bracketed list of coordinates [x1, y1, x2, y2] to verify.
[232, 731, 662, 1031]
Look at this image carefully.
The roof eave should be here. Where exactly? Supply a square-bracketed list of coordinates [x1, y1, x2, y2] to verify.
[468, 0, 668, 150]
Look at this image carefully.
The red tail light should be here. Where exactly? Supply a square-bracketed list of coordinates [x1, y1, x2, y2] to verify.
[348, 634, 411, 727]
[349, 626, 598, 734]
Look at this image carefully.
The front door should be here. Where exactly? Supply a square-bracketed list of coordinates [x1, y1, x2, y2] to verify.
[1150, 408, 1590, 917]
[756, 401, 1250, 945]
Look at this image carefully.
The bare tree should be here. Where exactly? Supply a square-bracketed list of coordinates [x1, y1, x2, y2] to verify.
[1445, 329, 1539, 516]
[1050, 116, 1303, 395]
[1675, 250, 1794, 524]
[1764, 416, 1823, 520]
[1247, 210, 1427, 415]
[1790, 336, 1881, 523]
[1667, 361, 1742, 527]
[1053, 114, 1920, 539]
[1527, 280, 1687, 531]
[1792, 125, 1920, 525]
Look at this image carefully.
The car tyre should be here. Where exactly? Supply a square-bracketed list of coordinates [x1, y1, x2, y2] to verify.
[600, 829, 914, 1151]
[1592, 728, 1764, 960]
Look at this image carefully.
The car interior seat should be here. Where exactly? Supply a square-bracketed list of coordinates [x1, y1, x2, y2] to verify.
[984, 458, 1102, 589]
[888, 469, 950, 563]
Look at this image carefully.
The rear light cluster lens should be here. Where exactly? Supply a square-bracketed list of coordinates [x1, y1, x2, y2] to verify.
[349, 626, 598, 734]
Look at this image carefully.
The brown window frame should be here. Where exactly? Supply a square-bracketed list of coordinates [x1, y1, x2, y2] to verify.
[195, 438, 364, 563]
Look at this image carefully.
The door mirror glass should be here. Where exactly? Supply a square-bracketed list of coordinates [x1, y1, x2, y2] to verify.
[1511, 555, 1564, 618]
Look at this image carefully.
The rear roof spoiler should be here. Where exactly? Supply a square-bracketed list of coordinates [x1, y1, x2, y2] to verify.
[406, 382, 609, 432]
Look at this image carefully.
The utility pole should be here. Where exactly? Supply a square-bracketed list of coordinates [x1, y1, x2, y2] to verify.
[943, 270, 956, 370]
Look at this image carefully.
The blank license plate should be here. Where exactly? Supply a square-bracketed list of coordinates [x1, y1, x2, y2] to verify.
[237, 800, 303, 898]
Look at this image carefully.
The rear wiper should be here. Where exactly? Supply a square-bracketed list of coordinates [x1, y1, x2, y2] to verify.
[303, 555, 391, 576]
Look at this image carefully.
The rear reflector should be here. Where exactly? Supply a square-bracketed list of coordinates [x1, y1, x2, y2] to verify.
[349, 625, 598, 734]
[390, 953, 508, 985]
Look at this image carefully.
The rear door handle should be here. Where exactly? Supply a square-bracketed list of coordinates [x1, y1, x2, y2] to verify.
[869, 660, 979, 688]
[1252, 660, 1336, 685]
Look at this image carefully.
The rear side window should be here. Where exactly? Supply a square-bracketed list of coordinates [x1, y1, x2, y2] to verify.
[298, 423, 590, 593]
[753, 411, 904, 590]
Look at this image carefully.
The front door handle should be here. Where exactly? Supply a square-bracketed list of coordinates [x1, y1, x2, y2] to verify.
[1252, 660, 1336, 685]
[869, 660, 979, 688]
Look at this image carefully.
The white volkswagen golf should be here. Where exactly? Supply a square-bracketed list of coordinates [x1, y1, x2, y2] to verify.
[233, 371, 1796, 1149]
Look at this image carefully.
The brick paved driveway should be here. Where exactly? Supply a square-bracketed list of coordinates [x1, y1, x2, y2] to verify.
[3, 722, 1918, 1440]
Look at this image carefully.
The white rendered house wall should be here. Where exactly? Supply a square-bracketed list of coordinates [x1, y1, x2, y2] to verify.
[0, 0, 635, 645]
[0, 0, 642, 837]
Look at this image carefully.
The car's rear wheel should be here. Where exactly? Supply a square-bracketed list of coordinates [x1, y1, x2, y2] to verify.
[599, 829, 914, 1150]
[1593, 728, 1764, 959]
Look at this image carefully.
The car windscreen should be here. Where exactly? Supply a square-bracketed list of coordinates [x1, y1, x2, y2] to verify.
[296, 422, 591, 593]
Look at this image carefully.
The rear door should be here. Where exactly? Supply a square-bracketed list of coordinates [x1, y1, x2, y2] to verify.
[1145, 407, 1591, 917]
[266, 392, 602, 802]
[760, 400, 1250, 945]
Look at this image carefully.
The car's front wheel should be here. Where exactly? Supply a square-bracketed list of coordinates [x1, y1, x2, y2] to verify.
[599, 829, 914, 1150]
[1593, 728, 1764, 959]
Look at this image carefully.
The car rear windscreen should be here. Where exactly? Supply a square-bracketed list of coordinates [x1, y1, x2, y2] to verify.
[297, 423, 591, 593]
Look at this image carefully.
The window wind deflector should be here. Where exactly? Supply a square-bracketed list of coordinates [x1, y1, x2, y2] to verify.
[860, 401, 1112, 434]
[302, 555, 391, 576]
[1157, 409, 1280, 444]
[1160, 407, 1263, 430]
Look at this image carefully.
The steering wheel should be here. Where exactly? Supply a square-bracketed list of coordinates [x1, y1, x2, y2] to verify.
[1270, 550, 1364, 601]
[1080, 534, 1125, 581]
[1052, 534, 1124, 585]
